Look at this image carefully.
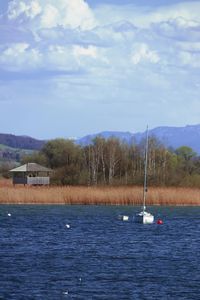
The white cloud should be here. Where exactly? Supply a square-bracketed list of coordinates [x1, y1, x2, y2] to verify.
[148, 3, 200, 27]
[40, 4, 59, 28]
[73, 45, 98, 59]
[2, 1, 200, 139]
[173, 16, 199, 29]
[8, 1, 42, 20]
[72, 45, 110, 70]
[3, 43, 29, 54]
[0, 43, 42, 71]
[131, 43, 160, 65]
[152, 17, 200, 43]
[60, 0, 97, 30]
[94, 2, 200, 29]
[45, 45, 76, 70]
[179, 51, 200, 68]
[1, 1, 200, 79]
[177, 41, 200, 52]
[7, 0, 97, 30]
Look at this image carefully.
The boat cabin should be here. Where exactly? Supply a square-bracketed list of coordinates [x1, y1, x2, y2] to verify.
[10, 163, 52, 186]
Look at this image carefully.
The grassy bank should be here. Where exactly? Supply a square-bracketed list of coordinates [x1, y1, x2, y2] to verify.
[0, 179, 200, 205]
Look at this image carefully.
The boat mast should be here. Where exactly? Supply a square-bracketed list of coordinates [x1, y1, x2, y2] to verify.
[143, 126, 149, 212]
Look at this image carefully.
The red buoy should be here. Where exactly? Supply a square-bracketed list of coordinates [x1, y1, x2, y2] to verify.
[157, 219, 163, 225]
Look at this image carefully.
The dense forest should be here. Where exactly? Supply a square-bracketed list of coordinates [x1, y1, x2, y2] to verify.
[16, 136, 200, 188]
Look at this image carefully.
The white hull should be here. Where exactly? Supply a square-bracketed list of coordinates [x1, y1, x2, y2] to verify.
[134, 211, 154, 224]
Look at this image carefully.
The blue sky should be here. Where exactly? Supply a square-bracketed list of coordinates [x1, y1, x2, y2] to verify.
[0, 0, 200, 139]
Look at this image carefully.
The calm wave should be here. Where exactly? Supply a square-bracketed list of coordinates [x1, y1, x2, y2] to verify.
[0, 205, 200, 299]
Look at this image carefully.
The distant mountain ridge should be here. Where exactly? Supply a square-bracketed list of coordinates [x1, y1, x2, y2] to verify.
[0, 124, 200, 154]
[77, 131, 135, 145]
[76, 124, 200, 154]
[148, 125, 200, 153]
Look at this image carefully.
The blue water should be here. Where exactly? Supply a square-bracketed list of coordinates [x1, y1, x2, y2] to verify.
[0, 205, 200, 299]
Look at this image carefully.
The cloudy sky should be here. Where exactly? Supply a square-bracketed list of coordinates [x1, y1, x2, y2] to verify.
[0, 0, 200, 139]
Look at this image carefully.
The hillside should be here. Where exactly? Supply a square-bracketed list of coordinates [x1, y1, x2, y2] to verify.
[0, 144, 34, 165]
[0, 134, 45, 166]
[0, 134, 45, 150]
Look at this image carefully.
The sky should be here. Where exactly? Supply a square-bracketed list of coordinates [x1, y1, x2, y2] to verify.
[0, 0, 200, 139]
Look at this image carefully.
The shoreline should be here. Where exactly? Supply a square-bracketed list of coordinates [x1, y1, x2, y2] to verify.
[0, 180, 200, 206]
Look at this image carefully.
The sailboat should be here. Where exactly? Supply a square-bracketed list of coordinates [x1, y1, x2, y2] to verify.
[134, 126, 154, 224]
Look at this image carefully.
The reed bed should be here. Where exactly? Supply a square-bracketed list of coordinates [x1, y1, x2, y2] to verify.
[0, 180, 200, 205]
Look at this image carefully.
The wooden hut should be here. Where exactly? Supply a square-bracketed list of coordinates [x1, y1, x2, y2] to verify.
[10, 163, 52, 185]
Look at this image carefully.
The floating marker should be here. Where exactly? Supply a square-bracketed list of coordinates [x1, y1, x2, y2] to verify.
[157, 219, 163, 225]
[63, 291, 68, 295]
[7, 213, 11, 217]
[118, 215, 129, 221]
[122, 215, 129, 221]
[65, 224, 70, 228]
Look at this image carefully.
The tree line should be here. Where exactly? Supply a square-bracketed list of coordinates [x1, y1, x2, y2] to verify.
[20, 136, 200, 187]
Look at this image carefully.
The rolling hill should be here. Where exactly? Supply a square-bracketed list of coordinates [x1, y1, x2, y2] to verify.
[0, 133, 45, 150]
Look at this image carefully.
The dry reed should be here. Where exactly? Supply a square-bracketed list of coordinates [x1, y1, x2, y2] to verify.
[0, 179, 200, 205]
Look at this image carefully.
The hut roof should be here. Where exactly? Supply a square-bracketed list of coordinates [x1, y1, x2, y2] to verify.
[10, 163, 52, 173]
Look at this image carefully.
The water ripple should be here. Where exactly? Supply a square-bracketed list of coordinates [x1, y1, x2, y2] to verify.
[0, 205, 200, 299]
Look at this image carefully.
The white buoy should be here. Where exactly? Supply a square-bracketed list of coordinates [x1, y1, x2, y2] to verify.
[65, 224, 70, 228]
[122, 215, 129, 221]
[7, 213, 11, 217]
[118, 215, 129, 221]
[63, 291, 68, 295]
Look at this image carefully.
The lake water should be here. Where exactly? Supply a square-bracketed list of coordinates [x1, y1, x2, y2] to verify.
[0, 205, 200, 299]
